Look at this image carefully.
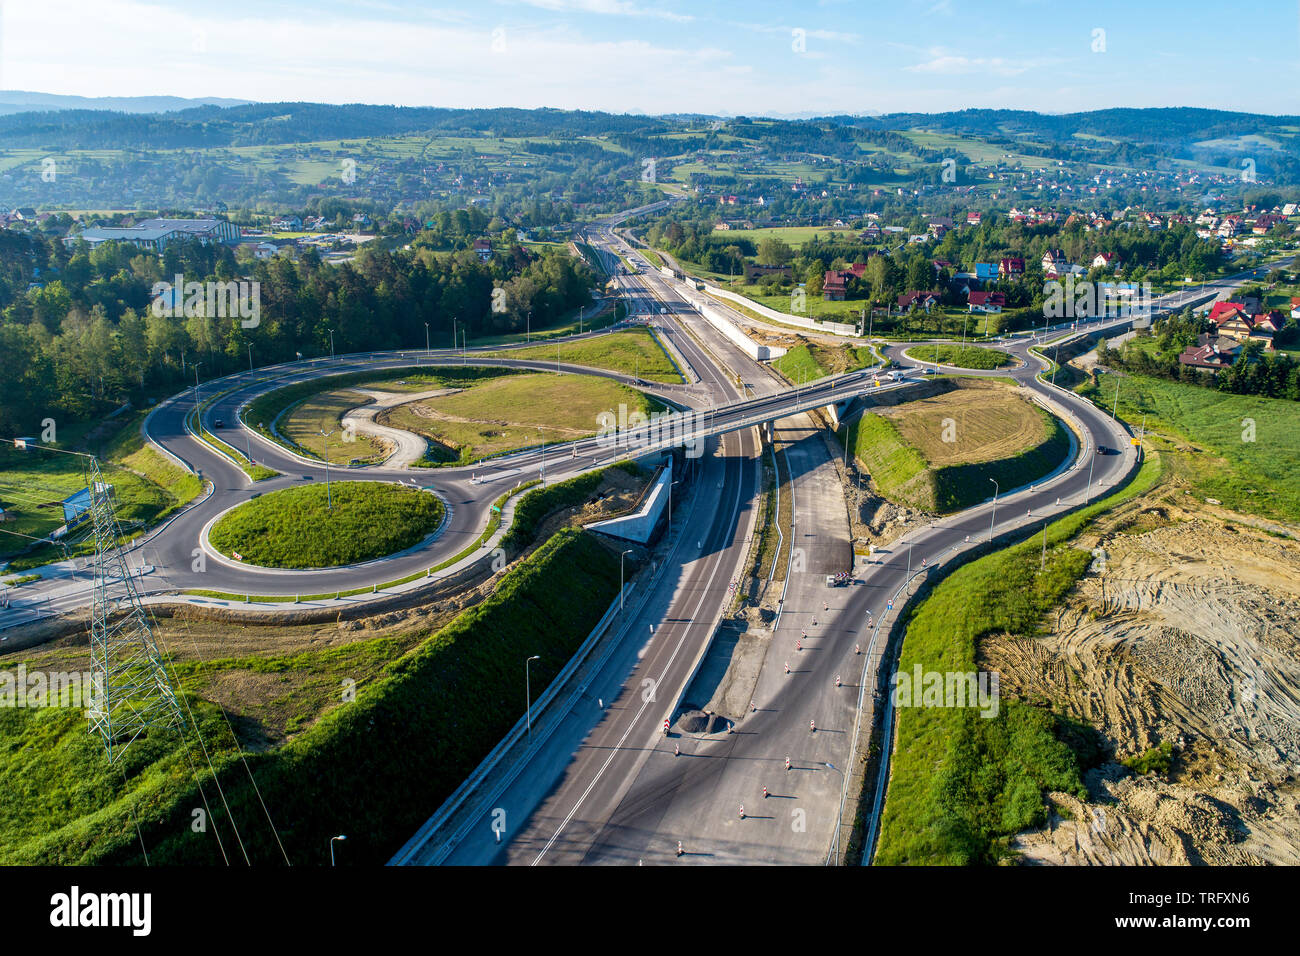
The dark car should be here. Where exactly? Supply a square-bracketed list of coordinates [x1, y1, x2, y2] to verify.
[213, 418, 224, 428]
[1096, 445, 1111, 455]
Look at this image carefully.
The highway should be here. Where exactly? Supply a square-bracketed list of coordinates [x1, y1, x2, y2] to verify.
[394, 229, 1280, 865]
[4, 199, 1283, 865]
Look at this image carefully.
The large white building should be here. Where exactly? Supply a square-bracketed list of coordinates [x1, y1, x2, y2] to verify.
[68, 218, 240, 252]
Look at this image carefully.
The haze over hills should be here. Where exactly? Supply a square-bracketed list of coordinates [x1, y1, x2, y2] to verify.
[0, 90, 253, 116]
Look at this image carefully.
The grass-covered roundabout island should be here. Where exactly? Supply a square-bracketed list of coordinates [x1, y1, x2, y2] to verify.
[207, 481, 445, 569]
[904, 343, 1016, 370]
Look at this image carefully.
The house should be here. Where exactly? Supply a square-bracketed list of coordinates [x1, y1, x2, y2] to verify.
[999, 257, 1025, 279]
[897, 290, 940, 312]
[1209, 301, 1275, 349]
[973, 262, 1000, 283]
[1291, 296, 1300, 320]
[928, 216, 954, 238]
[859, 223, 882, 241]
[966, 212, 982, 226]
[1091, 252, 1119, 269]
[352, 213, 372, 228]
[271, 215, 302, 231]
[822, 270, 851, 301]
[1041, 249, 1069, 277]
[10, 207, 37, 221]
[967, 291, 1006, 313]
[1217, 217, 1240, 238]
[1178, 340, 1239, 369]
[473, 238, 493, 261]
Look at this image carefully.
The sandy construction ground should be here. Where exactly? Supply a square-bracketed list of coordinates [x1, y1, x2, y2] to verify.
[997, 489, 1300, 865]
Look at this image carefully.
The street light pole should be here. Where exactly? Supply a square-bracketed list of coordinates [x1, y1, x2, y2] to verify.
[988, 478, 999, 543]
[825, 761, 844, 864]
[248, 343, 253, 372]
[328, 328, 334, 361]
[537, 426, 546, 484]
[620, 549, 633, 611]
[525, 655, 540, 742]
[320, 430, 334, 509]
[330, 834, 346, 866]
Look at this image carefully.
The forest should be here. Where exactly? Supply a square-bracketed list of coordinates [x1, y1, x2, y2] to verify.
[0, 229, 598, 436]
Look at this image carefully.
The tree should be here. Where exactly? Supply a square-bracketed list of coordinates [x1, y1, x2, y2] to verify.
[757, 236, 794, 267]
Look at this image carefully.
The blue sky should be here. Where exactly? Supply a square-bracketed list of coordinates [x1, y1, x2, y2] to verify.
[2, 0, 1298, 115]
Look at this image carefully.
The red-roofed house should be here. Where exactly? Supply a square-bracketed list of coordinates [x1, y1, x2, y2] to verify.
[1210, 301, 1276, 349]
[999, 257, 1025, 279]
[898, 290, 940, 312]
[823, 270, 850, 300]
[1178, 341, 1238, 369]
[967, 291, 1006, 314]
[1091, 252, 1119, 269]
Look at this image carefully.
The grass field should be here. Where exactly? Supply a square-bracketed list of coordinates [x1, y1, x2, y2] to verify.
[244, 366, 515, 460]
[0, 526, 621, 865]
[709, 225, 859, 249]
[278, 389, 388, 464]
[875, 455, 1163, 865]
[1079, 370, 1300, 523]
[905, 343, 1015, 370]
[484, 327, 683, 384]
[844, 381, 1067, 513]
[208, 482, 444, 569]
[773, 341, 877, 383]
[0, 413, 203, 569]
[380, 372, 662, 466]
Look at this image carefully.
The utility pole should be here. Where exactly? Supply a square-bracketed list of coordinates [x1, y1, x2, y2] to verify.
[248, 342, 253, 372]
[86, 456, 183, 762]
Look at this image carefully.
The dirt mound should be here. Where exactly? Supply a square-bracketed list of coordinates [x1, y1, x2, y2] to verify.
[989, 492, 1300, 865]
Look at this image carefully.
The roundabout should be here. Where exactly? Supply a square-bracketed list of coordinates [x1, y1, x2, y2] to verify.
[206, 481, 446, 570]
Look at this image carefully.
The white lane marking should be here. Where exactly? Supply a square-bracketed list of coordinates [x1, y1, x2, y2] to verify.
[530, 415, 745, 865]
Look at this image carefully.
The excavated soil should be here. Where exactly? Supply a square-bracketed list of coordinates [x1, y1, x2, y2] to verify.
[993, 491, 1300, 865]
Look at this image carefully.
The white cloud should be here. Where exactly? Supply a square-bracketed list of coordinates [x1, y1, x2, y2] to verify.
[904, 48, 1050, 77]
[507, 0, 693, 23]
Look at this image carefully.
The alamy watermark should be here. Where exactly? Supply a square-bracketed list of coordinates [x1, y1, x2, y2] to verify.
[1043, 276, 1154, 328]
[596, 404, 704, 458]
[892, 665, 1000, 718]
[151, 274, 260, 329]
[0, 664, 102, 715]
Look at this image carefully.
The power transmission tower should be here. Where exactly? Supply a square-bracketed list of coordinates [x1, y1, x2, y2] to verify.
[85, 457, 182, 762]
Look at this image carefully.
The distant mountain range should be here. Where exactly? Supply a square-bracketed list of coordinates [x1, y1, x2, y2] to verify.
[0, 90, 253, 116]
